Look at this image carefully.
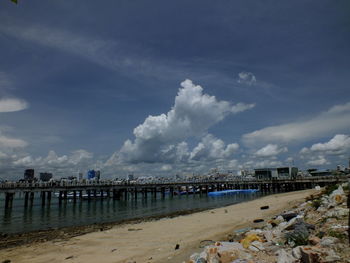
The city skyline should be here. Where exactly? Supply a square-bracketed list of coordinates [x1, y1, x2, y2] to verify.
[0, 1, 350, 179]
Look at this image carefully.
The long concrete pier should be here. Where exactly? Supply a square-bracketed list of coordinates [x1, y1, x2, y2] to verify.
[0, 175, 348, 209]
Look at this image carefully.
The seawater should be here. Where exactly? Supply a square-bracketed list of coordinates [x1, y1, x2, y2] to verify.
[0, 191, 268, 234]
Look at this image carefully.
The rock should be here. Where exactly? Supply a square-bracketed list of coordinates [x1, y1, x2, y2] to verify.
[325, 207, 349, 218]
[323, 249, 341, 262]
[320, 237, 338, 247]
[190, 253, 200, 261]
[276, 215, 285, 222]
[308, 236, 320, 246]
[234, 227, 251, 234]
[292, 246, 302, 259]
[250, 240, 265, 251]
[276, 249, 296, 263]
[206, 250, 220, 263]
[199, 240, 215, 248]
[199, 251, 207, 259]
[285, 221, 311, 247]
[316, 207, 327, 213]
[281, 213, 298, 221]
[196, 259, 207, 263]
[217, 242, 244, 251]
[216, 250, 238, 263]
[263, 230, 274, 242]
[300, 247, 321, 263]
[248, 245, 260, 252]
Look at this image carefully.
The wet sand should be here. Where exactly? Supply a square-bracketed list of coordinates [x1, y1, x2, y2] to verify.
[0, 189, 317, 263]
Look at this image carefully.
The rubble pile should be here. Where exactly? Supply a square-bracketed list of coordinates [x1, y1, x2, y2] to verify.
[185, 184, 350, 263]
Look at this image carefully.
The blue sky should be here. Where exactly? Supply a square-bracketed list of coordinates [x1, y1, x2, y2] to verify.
[0, 0, 349, 179]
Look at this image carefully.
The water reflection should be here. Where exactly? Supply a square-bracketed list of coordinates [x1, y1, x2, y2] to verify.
[0, 191, 266, 234]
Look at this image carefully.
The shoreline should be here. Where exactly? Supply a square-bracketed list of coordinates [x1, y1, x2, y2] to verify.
[0, 189, 318, 263]
[0, 191, 268, 248]
[0, 207, 210, 249]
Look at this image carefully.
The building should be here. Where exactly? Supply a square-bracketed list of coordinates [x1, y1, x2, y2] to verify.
[309, 170, 332, 177]
[87, 170, 96, 180]
[24, 169, 35, 182]
[254, 167, 298, 180]
[127, 174, 134, 181]
[96, 170, 101, 181]
[39, 172, 53, 182]
[78, 172, 83, 181]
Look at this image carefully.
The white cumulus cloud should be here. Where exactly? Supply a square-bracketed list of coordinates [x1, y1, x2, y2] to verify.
[190, 134, 239, 161]
[110, 79, 253, 164]
[0, 98, 28, 112]
[310, 134, 350, 154]
[255, 144, 287, 157]
[306, 155, 330, 166]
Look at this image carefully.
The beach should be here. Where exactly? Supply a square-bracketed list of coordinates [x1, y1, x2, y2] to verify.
[0, 189, 317, 263]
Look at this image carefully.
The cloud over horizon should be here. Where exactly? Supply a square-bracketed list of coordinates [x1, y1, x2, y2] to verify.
[107, 79, 254, 166]
[243, 102, 350, 145]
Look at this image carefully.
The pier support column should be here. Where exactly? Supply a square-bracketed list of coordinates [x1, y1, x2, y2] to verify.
[93, 189, 97, 199]
[152, 188, 157, 199]
[30, 192, 34, 205]
[170, 187, 174, 197]
[79, 190, 83, 200]
[87, 190, 91, 201]
[134, 188, 138, 200]
[47, 191, 52, 205]
[161, 187, 165, 199]
[73, 191, 77, 203]
[63, 191, 67, 201]
[24, 192, 29, 207]
[41, 191, 46, 206]
[100, 190, 103, 201]
[124, 189, 128, 200]
[5, 192, 14, 209]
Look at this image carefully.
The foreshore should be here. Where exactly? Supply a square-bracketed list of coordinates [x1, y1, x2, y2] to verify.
[0, 189, 317, 263]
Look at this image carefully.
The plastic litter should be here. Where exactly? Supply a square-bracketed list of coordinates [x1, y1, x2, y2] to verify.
[240, 234, 263, 249]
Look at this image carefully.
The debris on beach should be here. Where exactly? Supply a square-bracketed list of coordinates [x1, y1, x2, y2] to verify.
[185, 183, 350, 263]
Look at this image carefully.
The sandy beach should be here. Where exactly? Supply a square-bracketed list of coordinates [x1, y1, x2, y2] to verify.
[0, 189, 317, 263]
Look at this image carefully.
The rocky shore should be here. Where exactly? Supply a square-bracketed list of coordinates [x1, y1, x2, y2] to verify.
[185, 183, 349, 263]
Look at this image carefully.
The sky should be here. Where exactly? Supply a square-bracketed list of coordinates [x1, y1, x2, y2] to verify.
[0, 0, 349, 179]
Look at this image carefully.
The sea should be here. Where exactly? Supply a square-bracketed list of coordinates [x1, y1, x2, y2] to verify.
[0, 191, 268, 234]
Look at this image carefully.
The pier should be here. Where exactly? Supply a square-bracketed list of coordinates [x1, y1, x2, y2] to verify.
[1, 175, 349, 209]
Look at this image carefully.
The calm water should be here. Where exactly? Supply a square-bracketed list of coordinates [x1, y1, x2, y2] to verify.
[0, 191, 268, 234]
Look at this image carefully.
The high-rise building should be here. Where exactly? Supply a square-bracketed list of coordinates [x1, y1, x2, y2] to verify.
[24, 169, 35, 182]
[78, 172, 83, 181]
[96, 170, 101, 181]
[39, 172, 53, 182]
[87, 170, 96, 180]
